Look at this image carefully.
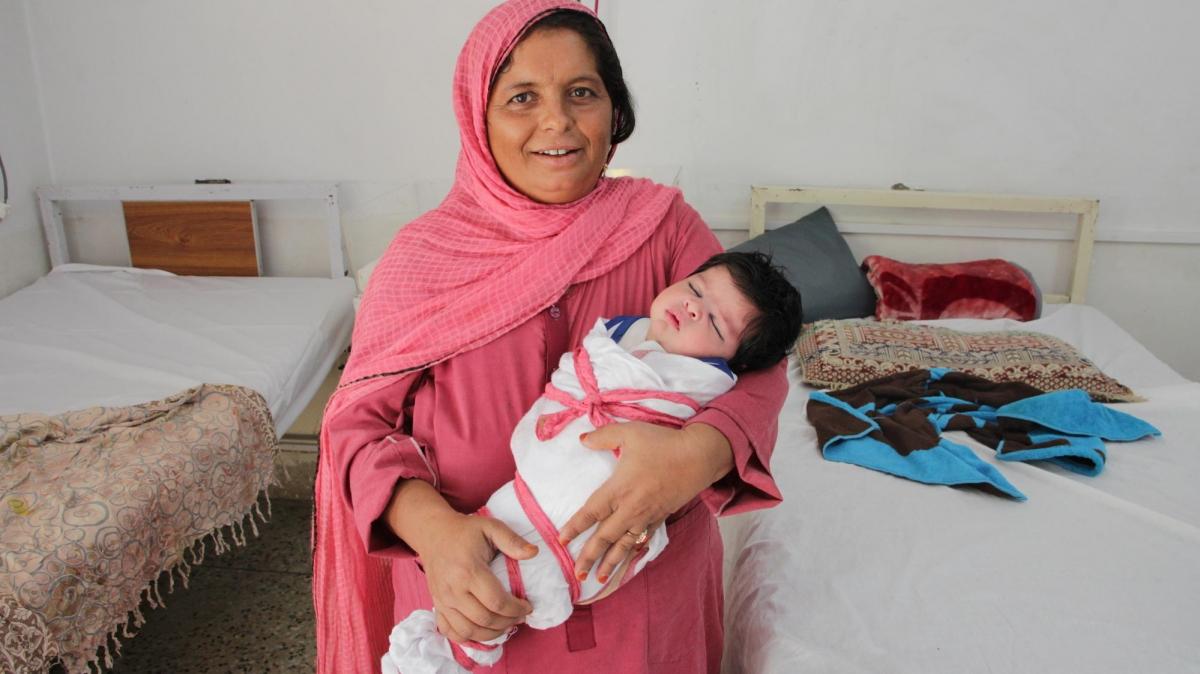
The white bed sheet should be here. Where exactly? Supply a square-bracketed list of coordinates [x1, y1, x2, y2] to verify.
[720, 304, 1200, 674]
[0, 266, 356, 434]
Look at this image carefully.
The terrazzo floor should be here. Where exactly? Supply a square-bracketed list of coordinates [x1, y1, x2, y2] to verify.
[106, 498, 317, 674]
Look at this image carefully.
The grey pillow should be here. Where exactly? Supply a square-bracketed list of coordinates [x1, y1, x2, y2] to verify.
[729, 207, 876, 322]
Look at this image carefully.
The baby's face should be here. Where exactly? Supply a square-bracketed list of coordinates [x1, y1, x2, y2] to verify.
[645, 265, 757, 361]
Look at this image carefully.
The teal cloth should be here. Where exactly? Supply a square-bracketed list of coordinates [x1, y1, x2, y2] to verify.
[810, 371, 1161, 500]
[813, 390, 1027, 500]
[996, 389, 1160, 441]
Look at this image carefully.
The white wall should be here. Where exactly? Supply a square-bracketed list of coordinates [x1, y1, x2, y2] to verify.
[24, 0, 494, 276]
[18, 0, 1200, 378]
[0, 0, 52, 297]
[607, 1, 1199, 233]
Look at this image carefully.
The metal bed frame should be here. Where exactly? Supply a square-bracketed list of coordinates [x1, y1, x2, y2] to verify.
[749, 185, 1098, 304]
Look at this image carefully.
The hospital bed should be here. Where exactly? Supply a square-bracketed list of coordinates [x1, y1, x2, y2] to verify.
[719, 186, 1200, 673]
[0, 183, 355, 673]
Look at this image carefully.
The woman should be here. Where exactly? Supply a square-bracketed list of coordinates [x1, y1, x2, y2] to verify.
[314, 2, 787, 672]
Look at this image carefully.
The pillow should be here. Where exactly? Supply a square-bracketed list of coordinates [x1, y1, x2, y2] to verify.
[730, 207, 875, 322]
[795, 319, 1142, 403]
[355, 257, 381, 294]
[862, 255, 1040, 321]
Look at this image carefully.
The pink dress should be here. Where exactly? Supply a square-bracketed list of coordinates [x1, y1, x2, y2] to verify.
[326, 199, 787, 673]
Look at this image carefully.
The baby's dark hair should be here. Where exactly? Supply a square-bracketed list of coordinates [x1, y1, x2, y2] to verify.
[693, 251, 803, 373]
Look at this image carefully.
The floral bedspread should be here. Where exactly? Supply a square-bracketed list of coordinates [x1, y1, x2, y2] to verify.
[0, 384, 277, 673]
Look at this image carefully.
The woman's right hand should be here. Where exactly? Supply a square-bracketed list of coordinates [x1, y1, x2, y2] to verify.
[421, 510, 538, 643]
[389, 480, 537, 643]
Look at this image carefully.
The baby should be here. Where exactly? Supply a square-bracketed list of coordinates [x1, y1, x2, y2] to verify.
[383, 251, 803, 674]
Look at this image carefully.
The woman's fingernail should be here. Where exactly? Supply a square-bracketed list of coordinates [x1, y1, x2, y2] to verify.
[598, 574, 609, 584]
[576, 570, 587, 581]
[578, 432, 589, 442]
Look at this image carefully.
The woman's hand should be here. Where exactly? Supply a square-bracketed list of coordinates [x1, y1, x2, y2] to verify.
[557, 421, 734, 585]
[386, 480, 536, 644]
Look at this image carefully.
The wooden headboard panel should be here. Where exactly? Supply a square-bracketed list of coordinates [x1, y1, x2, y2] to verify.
[749, 186, 1099, 304]
[36, 183, 347, 279]
[122, 200, 260, 276]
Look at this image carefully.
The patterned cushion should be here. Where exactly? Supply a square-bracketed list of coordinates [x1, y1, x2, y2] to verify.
[795, 319, 1142, 403]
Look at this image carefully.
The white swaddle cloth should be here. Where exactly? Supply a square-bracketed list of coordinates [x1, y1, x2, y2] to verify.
[383, 317, 736, 673]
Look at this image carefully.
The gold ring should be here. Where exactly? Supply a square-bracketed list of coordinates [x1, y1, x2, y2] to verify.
[627, 529, 649, 546]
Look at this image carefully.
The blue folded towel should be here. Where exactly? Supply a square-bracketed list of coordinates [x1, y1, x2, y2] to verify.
[806, 369, 1161, 501]
[995, 390, 1161, 442]
[812, 390, 1026, 500]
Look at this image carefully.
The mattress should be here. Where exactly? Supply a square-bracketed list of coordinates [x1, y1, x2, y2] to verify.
[0, 265, 356, 434]
[720, 304, 1200, 674]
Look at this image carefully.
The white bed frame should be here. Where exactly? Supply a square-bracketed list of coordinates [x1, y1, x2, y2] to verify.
[36, 182, 347, 279]
[33, 181, 352, 439]
[749, 185, 1099, 304]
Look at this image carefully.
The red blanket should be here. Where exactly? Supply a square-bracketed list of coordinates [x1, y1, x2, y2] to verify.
[862, 255, 1039, 321]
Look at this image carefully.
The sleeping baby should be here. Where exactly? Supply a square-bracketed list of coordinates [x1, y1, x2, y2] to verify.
[382, 251, 803, 674]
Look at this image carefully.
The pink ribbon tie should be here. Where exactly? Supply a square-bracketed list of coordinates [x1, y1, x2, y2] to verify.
[535, 347, 701, 442]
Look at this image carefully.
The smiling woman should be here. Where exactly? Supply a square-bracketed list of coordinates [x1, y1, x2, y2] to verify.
[485, 11, 633, 204]
[486, 29, 612, 203]
[314, 2, 790, 673]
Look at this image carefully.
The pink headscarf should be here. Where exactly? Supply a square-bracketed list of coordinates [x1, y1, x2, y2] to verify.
[313, 1, 682, 671]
